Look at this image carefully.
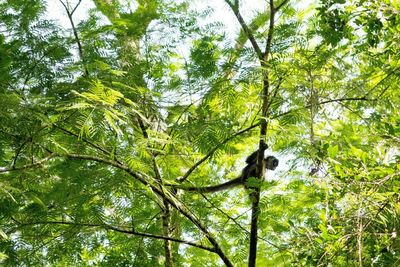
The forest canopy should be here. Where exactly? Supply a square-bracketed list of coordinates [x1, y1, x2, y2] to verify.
[0, 0, 400, 266]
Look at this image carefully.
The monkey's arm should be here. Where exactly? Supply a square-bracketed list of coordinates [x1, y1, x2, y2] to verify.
[171, 177, 243, 193]
[245, 143, 268, 164]
[245, 151, 258, 164]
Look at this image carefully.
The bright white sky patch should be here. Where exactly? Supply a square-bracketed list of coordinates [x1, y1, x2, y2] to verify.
[47, 0, 95, 27]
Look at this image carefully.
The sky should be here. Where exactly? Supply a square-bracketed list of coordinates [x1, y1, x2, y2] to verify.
[47, 0, 95, 26]
[46, 0, 314, 33]
[46, 0, 315, 49]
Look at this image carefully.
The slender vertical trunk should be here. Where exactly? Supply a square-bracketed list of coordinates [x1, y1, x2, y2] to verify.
[357, 197, 363, 267]
[138, 118, 174, 266]
[162, 199, 173, 267]
[249, 69, 270, 266]
[248, 187, 261, 266]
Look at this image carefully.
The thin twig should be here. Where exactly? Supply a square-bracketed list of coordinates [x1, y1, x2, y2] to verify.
[71, 0, 82, 15]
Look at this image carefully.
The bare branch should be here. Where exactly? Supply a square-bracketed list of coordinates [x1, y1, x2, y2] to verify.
[71, 0, 82, 15]
[57, 0, 69, 12]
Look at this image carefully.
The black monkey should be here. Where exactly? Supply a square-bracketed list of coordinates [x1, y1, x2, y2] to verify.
[173, 145, 278, 193]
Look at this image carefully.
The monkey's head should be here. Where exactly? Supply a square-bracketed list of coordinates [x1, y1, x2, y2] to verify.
[265, 156, 279, 170]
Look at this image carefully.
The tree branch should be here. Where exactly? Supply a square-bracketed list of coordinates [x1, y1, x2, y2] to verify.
[58, 0, 88, 76]
[0, 154, 56, 173]
[71, 0, 82, 16]
[225, 0, 263, 60]
[179, 123, 259, 183]
[275, 0, 290, 11]
[55, 125, 112, 156]
[272, 96, 370, 120]
[15, 220, 214, 252]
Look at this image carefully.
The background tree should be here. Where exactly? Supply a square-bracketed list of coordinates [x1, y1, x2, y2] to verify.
[0, 0, 399, 266]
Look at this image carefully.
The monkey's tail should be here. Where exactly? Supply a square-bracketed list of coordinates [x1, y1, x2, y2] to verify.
[175, 177, 242, 193]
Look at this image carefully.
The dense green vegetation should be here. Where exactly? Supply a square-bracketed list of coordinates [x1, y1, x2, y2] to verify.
[0, 0, 399, 266]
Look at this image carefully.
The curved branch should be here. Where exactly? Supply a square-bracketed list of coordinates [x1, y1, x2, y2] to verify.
[15, 220, 214, 252]
[179, 123, 259, 183]
[0, 154, 56, 173]
[55, 126, 112, 156]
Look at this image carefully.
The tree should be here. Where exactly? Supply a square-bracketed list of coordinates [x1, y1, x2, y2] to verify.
[0, 0, 399, 266]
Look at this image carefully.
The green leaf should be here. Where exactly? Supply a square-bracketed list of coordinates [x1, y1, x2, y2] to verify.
[327, 145, 339, 158]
